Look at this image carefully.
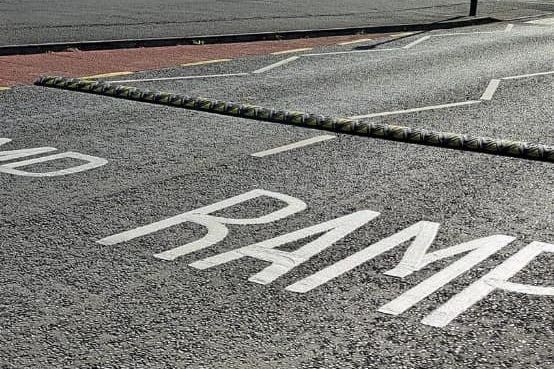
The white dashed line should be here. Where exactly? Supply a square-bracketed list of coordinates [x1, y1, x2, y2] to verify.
[338, 38, 374, 46]
[251, 135, 336, 157]
[82, 71, 134, 79]
[302, 48, 398, 57]
[403, 36, 431, 49]
[502, 70, 554, 80]
[272, 48, 313, 55]
[350, 101, 481, 119]
[110, 73, 249, 83]
[180, 59, 231, 67]
[526, 17, 554, 25]
[480, 79, 501, 100]
[253, 56, 299, 74]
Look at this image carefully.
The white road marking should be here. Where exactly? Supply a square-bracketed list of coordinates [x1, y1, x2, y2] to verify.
[349, 100, 480, 119]
[287, 223, 513, 296]
[0, 138, 57, 161]
[338, 38, 374, 46]
[110, 73, 249, 83]
[82, 71, 134, 79]
[303, 25, 512, 58]
[502, 70, 554, 80]
[337, 33, 416, 46]
[251, 135, 336, 157]
[287, 221, 438, 293]
[190, 210, 380, 286]
[180, 59, 231, 67]
[526, 17, 554, 25]
[252, 56, 299, 74]
[403, 36, 431, 49]
[301, 48, 399, 57]
[97, 189, 307, 262]
[393, 32, 417, 37]
[480, 79, 501, 100]
[93, 187, 551, 327]
[0, 138, 107, 177]
[432, 24, 514, 37]
[272, 48, 313, 55]
[421, 241, 554, 327]
[0, 152, 108, 177]
[433, 32, 495, 37]
[378, 235, 515, 316]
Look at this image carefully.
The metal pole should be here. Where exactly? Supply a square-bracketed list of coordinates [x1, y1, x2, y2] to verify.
[469, 0, 478, 16]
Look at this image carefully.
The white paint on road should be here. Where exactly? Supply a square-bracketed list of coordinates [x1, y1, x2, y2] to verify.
[526, 17, 554, 25]
[301, 48, 399, 57]
[350, 100, 480, 119]
[253, 56, 299, 74]
[82, 71, 134, 79]
[0, 152, 108, 177]
[97, 189, 307, 261]
[0, 138, 107, 177]
[190, 210, 380, 285]
[94, 189, 552, 327]
[403, 36, 431, 49]
[422, 241, 554, 327]
[304, 24, 514, 58]
[433, 24, 514, 37]
[272, 48, 313, 55]
[287, 221, 440, 293]
[251, 135, 336, 157]
[338, 38, 374, 46]
[180, 59, 231, 67]
[480, 79, 501, 100]
[502, 70, 554, 80]
[110, 73, 250, 83]
[0, 138, 57, 162]
[378, 235, 515, 315]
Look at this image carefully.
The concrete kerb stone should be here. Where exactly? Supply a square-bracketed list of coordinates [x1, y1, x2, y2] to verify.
[1, 17, 499, 56]
[34, 76, 554, 163]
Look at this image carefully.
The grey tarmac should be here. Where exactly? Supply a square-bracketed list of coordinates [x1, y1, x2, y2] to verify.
[0, 19, 553, 369]
[1, 0, 553, 45]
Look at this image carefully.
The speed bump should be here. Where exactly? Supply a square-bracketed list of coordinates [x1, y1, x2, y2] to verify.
[35, 76, 554, 163]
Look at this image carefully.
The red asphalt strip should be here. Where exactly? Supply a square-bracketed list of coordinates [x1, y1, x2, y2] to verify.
[0, 33, 394, 87]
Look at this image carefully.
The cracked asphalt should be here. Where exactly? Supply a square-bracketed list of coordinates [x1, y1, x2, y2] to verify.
[0, 19, 553, 369]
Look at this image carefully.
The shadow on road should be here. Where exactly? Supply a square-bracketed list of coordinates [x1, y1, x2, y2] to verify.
[354, 15, 464, 50]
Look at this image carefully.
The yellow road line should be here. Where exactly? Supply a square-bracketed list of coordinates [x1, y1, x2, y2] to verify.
[338, 38, 374, 46]
[82, 71, 134, 79]
[180, 59, 231, 67]
[0, 86, 10, 91]
[272, 47, 313, 55]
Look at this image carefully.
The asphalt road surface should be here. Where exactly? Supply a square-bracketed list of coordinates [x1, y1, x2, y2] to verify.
[1, 0, 553, 45]
[1, 19, 553, 368]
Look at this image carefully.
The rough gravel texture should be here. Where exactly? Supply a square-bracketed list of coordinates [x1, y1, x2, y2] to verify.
[0, 21, 552, 369]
